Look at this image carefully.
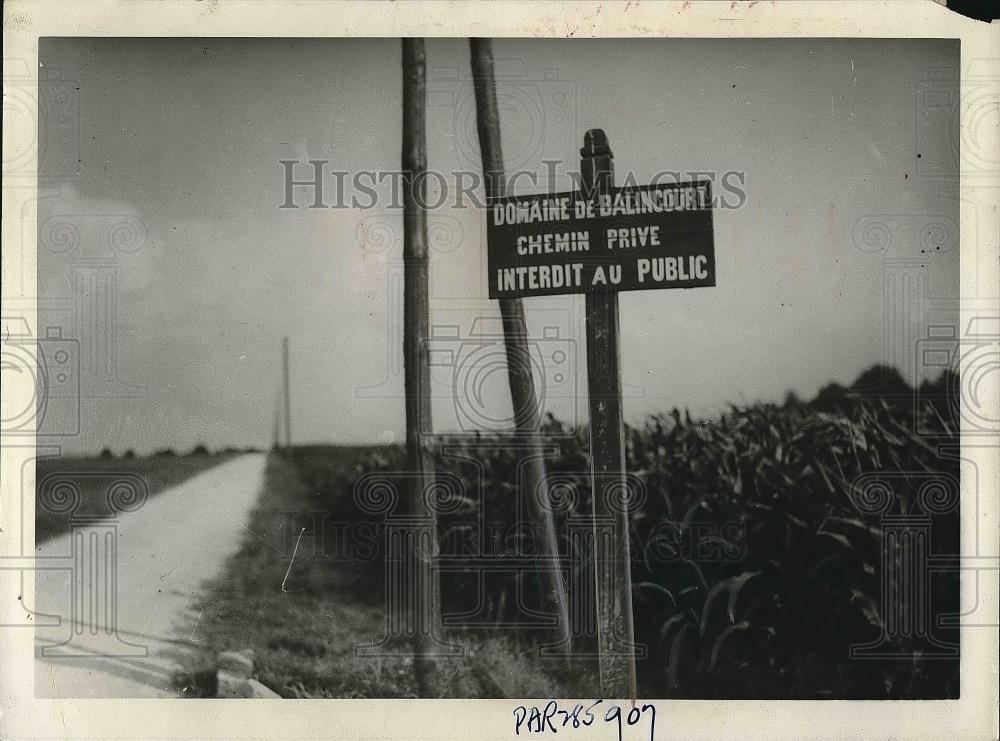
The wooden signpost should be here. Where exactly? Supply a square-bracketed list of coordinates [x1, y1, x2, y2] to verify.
[487, 173, 715, 299]
[486, 130, 716, 698]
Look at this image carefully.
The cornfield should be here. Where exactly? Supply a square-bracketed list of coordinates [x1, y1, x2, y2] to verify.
[293, 366, 960, 698]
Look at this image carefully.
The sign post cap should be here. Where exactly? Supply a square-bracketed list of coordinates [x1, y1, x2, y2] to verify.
[581, 129, 613, 158]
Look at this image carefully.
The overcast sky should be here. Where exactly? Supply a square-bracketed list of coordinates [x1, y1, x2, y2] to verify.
[36, 37, 959, 453]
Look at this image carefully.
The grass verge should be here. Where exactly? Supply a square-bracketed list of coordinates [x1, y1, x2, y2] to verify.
[176, 451, 574, 698]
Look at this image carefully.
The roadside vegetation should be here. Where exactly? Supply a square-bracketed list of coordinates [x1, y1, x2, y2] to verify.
[176, 450, 571, 698]
[180, 364, 960, 698]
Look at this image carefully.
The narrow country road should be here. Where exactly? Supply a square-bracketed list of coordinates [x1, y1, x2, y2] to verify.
[33, 453, 268, 698]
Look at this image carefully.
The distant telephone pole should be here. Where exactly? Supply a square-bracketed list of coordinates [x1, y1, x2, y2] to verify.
[272, 388, 282, 451]
[282, 336, 292, 453]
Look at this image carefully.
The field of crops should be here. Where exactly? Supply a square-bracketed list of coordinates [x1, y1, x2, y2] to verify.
[292, 366, 960, 699]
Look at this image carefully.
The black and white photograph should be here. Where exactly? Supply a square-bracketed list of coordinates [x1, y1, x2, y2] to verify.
[2, 2, 998, 739]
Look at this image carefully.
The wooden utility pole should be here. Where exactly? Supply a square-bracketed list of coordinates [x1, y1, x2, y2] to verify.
[401, 37, 440, 696]
[580, 129, 637, 699]
[469, 38, 571, 652]
[282, 336, 292, 454]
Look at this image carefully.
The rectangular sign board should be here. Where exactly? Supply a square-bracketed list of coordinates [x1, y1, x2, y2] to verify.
[486, 180, 715, 299]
